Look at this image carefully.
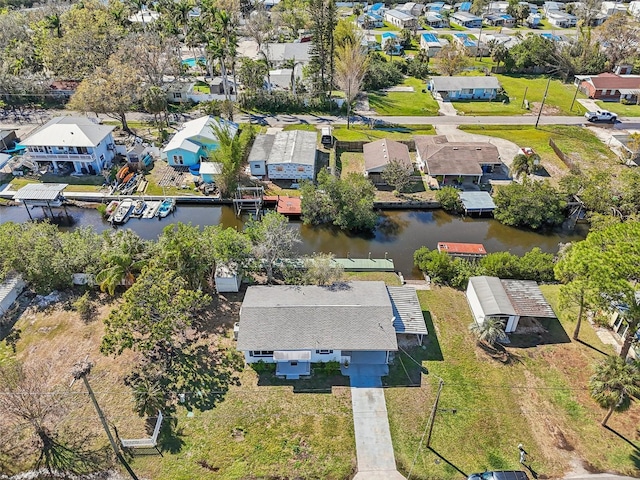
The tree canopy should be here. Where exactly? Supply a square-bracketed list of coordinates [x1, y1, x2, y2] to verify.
[493, 178, 566, 229]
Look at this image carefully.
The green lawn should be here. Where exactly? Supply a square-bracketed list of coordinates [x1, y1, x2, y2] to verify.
[453, 74, 587, 116]
[386, 286, 639, 479]
[333, 124, 435, 141]
[368, 78, 439, 116]
[595, 101, 640, 117]
[459, 125, 618, 175]
[10, 174, 105, 193]
[337, 151, 364, 177]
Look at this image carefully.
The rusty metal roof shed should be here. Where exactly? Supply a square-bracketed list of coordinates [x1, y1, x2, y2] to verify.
[501, 279, 556, 318]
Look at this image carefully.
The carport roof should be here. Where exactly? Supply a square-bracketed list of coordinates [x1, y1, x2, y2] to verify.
[459, 191, 496, 211]
[387, 287, 428, 336]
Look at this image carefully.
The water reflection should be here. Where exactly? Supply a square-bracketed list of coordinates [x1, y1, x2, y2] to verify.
[0, 204, 587, 279]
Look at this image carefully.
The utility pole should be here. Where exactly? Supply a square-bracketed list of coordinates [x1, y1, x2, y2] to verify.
[71, 359, 139, 480]
[535, 76, 552, 129]
[569, 80, 580, 112]
[425, 378, 445, 449]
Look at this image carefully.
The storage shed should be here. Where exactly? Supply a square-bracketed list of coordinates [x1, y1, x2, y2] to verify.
[466, 276, 556, 333]
[0, 274, 26, 316]
[214, 264, 242, 293]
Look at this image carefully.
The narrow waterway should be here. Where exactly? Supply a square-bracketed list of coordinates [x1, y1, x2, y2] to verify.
[0, 205, 588, 279]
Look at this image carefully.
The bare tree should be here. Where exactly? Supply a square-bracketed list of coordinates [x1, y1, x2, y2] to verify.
[303, 253, 344, 285]
[335, 30, 369, 129]
[381, 159, 414, 193]
[0, 362, 110, 477]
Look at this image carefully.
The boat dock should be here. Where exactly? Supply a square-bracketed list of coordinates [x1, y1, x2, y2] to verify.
[333, 257, 395, 272]
[437, 242, 487, 259]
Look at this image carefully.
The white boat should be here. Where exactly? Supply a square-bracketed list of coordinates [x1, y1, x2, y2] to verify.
[157, 198, 176, 218]
[131, 199, 146, 218]
[111, 198, 134, 225]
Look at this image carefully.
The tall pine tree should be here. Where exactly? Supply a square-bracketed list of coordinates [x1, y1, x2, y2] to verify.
[308, 0, 337, 94]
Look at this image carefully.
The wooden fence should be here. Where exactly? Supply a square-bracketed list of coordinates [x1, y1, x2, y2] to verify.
[549, 138, 581, 173]
[335, 139, 416, 152]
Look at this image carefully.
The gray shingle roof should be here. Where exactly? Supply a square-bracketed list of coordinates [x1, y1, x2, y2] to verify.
[237, 281, 398, 352]
[363, 138, 411, 172]
[248, 134, 276, 162]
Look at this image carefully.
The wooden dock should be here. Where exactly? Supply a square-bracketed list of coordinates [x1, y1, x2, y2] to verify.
[333, 258, 395, 272]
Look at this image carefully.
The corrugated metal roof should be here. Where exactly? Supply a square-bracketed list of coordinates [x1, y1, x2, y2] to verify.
[0, 274, 25, 314]
[237, 282, 398, 352]
[468, 276, 516, 316]
[459, 192, 496, 211]
[387, 287, 428, 335]
[437, 242, 487, 255]
[501, 279, 556, 318]
[267, 130, 317, 166]
[13, 183, 68, 201]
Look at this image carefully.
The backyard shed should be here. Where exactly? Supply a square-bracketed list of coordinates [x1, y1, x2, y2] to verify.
[0, 274, 26, 316]
[466, 276, 556, 333]
[248, 134, 276, 177]
[199, 161, 223, 183]
[214, 264, 242, 293]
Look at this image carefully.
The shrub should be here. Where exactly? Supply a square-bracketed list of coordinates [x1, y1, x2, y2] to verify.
[436, 186, 463, 213]
[250, 361, 276, 374]
[363, 54, 404, 91]
[73, 291, 95, 323]
[315, 361, 341, 375]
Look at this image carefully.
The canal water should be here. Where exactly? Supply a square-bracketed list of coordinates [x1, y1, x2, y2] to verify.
[0, 205, 588, 279]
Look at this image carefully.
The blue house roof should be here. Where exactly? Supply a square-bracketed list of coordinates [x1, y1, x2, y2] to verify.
[541, 33, 562, 41]
[454, 33, 476, 47]
[370, 2, 384, 11]
[422, 33, 439, 43]
[367, 12, 383, 20]
[459, 2, 472, 11]
[382, 32, 398, 40]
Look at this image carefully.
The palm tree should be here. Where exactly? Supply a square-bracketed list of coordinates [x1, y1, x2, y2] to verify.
[589, 356, 640, 426]
[95, 253, 148, 295]
[44, 13, 62, 38]
[131, 376, 166, 417]
[510, 153, 540, 179]
[469, 317, 507, 348]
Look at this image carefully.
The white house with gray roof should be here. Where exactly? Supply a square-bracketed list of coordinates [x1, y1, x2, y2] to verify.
[466, 276, 556, 333]
[247, 130, 317, 181]
[429, 76, 500, 100]
[236, 282, 399, 379]
[20, 116, 116, 175]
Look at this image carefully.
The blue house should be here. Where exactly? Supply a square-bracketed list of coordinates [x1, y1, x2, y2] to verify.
[162, 116, 238, 167]
[429, 76, 500, 101]
[381, 32, 403, 55]
[451, 11, 483, 27]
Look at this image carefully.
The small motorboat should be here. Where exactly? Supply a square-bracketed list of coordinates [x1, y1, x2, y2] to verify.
[105, 200, 119, 217]
[157, 198, 176, 218]
[131, 199, 146, 218]
[111, 198, 134, 225]
[116, 165, 129, 181]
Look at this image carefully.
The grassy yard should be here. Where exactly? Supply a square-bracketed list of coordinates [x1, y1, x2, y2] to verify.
[459, 125, 619, 177]
[285, 124, 436, 142]
[337, 151, 365, 176]
[595, 101, 640, 117]
[386, 286, 640, 479]
[0, 292, 355, 480]
[10, 174, 106, 193]
[368, 78, 440, 116]
[453, 74, 587, 116]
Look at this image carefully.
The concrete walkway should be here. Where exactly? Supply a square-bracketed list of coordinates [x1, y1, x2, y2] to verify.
[350, 375, 406, 480]
[436, 99, 458, 116]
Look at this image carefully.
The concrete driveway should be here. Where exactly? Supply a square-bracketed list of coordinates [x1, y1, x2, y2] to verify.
[350, 374, 406, 480]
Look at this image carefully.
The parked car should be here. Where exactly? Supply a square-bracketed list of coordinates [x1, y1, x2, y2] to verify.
[584, 109, 617, 123]
[467, 471, 529, 480]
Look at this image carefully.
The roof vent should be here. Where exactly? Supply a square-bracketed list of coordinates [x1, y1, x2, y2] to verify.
[476, 147, 481, 150]
[452, 147, 458, 150]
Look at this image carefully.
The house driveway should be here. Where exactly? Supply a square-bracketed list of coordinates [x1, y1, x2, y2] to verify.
[346, 352, 406, 480]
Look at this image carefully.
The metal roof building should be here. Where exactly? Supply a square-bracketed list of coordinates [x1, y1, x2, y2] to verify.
[387, 287, 428, 345]
[466, 276, 556, 333]
[459, 191, 496, 214]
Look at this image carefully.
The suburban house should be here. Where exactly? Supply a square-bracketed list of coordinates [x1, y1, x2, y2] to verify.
[543, 1, 564, 15]
[384, 9, 418, 29]
[629, 0, 640, 18]
[575, 72, 640, 102]
[527, 13, 542, 27]
[415, 135, 502, 185]
[601, 1, 627, 15]
[397, 2, 424, 16]
[247, 130, 317, 181]
[363, 138, 412, 183]
[429, 76, 500, 101]
[484, 13, 516, 26]
[358, 12, 384, 28]
[165, 80, 236, 104]
[420, 33, 449, 57]
[19, 116, 116, 175]
[236, 281, 427, 379]
[427, 1, 446, 12]
[453, 33, 488, 56]
[162, 116, 238, 167]
[451, 11, 483, 28]
[466, 276, 556, 334]
[381, 32, 403, 55]
[455, 1, 472, 11]
[545, 10, 577, 27]
[236, 282, 398, 379]
[486, 0, 509, 12]
[424, 11, 449, 27]
[260, 43, 312, 67]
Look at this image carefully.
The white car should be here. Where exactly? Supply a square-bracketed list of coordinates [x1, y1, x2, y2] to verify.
[584, 109, 617, 123]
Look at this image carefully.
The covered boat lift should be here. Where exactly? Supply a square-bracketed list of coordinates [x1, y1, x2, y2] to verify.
[12, 183, 70, 222]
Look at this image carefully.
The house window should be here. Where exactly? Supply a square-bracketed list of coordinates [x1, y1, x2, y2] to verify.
[276, 166, 284, 171]
[174, 92, 182, 99]
[291, 361, 298, 366]
[297, 166, 305, 172]
[100, 154, 105, 161]
[172, 155, 184, 165]
[316, 350, 333, 354]
[250, 350, 274, 357]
